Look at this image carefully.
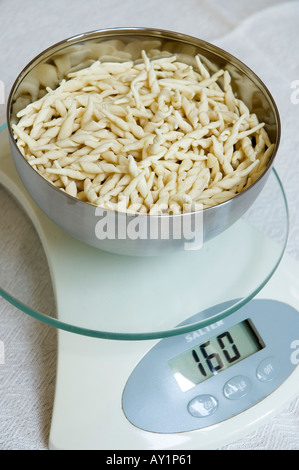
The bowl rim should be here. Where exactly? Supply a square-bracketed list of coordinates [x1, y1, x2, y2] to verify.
[6, 26, 281, 218]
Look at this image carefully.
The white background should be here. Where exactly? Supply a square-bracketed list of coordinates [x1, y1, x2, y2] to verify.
[0, 0, 299, 450]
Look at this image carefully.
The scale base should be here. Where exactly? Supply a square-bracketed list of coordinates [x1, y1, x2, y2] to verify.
[49, 253, 299, 450]
[0, 126, 297, 450]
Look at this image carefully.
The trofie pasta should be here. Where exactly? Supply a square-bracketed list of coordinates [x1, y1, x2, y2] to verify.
[12, 48, 274, 215]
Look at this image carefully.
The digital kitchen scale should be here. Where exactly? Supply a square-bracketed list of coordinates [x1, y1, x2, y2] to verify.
[1, 123, 299, 450]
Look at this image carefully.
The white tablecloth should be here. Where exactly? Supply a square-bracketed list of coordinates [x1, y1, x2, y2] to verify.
[0, 0, 299, 450]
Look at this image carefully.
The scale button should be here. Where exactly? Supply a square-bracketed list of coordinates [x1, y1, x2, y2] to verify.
[187, 395, 218, 418]
[256, 357, 280, 382]
[223, 375, 251, 400]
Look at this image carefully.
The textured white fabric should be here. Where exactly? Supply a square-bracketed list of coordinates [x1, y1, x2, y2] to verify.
[0, 0, 299, 450]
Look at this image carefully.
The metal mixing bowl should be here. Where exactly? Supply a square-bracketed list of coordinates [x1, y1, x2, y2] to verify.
[6, 28, 280, 256]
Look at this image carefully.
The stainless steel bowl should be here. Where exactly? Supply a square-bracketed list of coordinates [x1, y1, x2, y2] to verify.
[6, 28, 281, 256]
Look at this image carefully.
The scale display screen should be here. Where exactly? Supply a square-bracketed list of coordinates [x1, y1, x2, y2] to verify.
[168, 319, 265, 392]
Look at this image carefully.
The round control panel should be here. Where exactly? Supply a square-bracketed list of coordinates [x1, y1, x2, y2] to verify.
[122, 300, 299, 433]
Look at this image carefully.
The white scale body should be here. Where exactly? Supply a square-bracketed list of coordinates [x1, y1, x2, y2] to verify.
[1, 126, 299, 450]
[48, 261, 299, 450]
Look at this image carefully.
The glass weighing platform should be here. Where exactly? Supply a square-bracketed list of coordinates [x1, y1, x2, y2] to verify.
[1, 123, 299, 450]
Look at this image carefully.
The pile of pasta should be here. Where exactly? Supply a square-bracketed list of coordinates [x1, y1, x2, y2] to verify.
[12, 50, 274, 215]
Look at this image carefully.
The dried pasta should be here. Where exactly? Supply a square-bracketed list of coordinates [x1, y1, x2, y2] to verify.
[12, 47, 274, 215]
